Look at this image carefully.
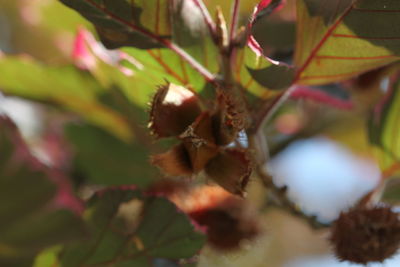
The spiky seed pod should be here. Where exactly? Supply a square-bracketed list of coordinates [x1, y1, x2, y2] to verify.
[330, 206, 400, 265]
[148, 83, 202, 138]
[212, 90, 248, 146]
[150, 144, 193, 176]
[179, 112, 219, 173]
[205, 149, 252, 197]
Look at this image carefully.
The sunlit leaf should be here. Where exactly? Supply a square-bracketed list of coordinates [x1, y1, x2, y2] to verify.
[120, 47, 208, 96]
[60, 0, 219, 91]
[0, 117, 85, 266]
[60, 188, 205, 266]
[294, 0, 400, 85]
[0, 56, 132, 140]
[33, 246, 61, 267]
[236, 46, 293, 101]
[368, 76, 400, 178]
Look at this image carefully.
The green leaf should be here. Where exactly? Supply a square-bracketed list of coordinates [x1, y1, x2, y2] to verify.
[368, 76, 400, 177]
[236, 46, 293, 100]
[294, 0, 400, 85]
[134, 197, 205, 259]
[65, 123, 156, 187]
[33, 246, 61, 267]
[246, 59, 295, 90]
[60, 189, 205, 267]
[0, 117, 86, 265]
[122, 47, 209, 94]
[0, 56, 132, 141]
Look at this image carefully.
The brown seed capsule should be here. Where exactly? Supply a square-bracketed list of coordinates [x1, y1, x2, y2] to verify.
[180, 112, 219, 173]
[330, 206, 400, 264]
[151, 144, 193, 176]
[205, 149, 252, 197]
[149, 83, 202, 138]
[212, 90, 247, 146]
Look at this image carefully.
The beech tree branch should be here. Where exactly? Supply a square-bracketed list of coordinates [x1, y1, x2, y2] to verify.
[247, 131, 329, 230]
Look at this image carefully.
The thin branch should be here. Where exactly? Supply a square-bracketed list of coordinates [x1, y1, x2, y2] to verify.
[168, 42, 216, 82]
[229, 0, 241, 42]
[192, 0, 217, 37]
[250, 85, 297, 134]
[85, 0, 215, 83]
[247, 131, 329, 230]
[259, 167, 329, 229]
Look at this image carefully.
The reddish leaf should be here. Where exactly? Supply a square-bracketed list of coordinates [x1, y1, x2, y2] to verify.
[0, 116, 85, 264]
[60, 188, 206, 266]
[290, 86, 354, 110]
[248, 0, 286, 56]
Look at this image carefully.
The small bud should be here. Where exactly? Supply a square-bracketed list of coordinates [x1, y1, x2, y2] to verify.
[149, 83, 202, 138]
[180, 112, 219, 173]
[205, 149, 252, 196]
[330, 206, 400, 264]
[215, 6, 229, 49]
[232, 26, 247, 48]
[151, 144, 193, 176]
[72, 28, 96, 70]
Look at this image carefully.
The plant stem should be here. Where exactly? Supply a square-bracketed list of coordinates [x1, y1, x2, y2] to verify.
[84, 0, 216, 83]
[229, 0, 241, 42]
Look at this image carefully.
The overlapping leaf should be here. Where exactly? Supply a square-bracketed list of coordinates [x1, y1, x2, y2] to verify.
[59, 0, 170, 49]
[294, 0, 400, 85]
[368, 76, 400, 178]
[242, 0, 295, 97]
[120, 47, 209, 95]
[0, 117, 85, 266]
[60, 188, 205, 267]
[60, 0, 219, 90]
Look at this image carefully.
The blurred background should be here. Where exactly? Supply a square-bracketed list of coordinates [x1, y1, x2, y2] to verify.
[0, 0, 395, 266]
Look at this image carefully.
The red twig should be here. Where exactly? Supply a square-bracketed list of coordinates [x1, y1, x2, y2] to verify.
[192, 0, 216, 37]
[229, 0, 241, 42]
[291, 86, 354, 110]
